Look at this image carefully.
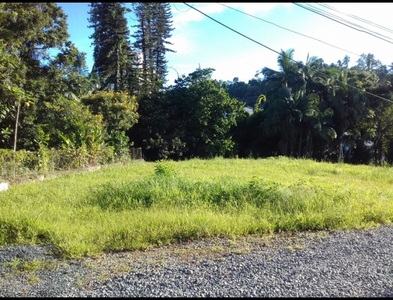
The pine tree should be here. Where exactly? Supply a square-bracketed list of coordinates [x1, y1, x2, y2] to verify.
[132, 2, 175, 95]
[88, 2, 138, 92]
[152, 3, 175, 82]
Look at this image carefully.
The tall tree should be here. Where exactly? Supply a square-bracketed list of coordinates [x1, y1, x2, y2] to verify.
[88, 2, 138, 92]
[257, 49, 307, 157]
[0, 3, 69, 150]
[354, 53, 382, 72]
[325, 69, 375, 162]
[128, 68, 245, 160]
[44, 41, 90, 100]
[132, 2, 175, 95]
[256, 50, 338, 158]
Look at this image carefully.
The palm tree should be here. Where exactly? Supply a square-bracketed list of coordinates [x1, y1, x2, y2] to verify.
[260, 49, 342, 159]
[327, 68, 372, 162]
[260, 49, 316, 157]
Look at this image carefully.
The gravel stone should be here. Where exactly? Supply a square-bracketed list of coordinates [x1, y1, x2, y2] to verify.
[1, 225, 393, 297]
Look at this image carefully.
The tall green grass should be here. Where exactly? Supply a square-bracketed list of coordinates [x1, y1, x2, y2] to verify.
[0, 157, 392, 258]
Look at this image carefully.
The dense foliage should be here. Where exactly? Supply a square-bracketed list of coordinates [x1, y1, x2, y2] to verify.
[128, 68, 245, 160]
[224, 51, 393, 165]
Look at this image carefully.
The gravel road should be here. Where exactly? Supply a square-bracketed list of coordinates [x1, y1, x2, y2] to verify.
[1, 224, 392, 297]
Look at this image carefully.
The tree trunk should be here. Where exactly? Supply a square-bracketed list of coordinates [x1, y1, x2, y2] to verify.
[298, 130, 303, 158]
[339, 137, 344, 163]
[13, 101, 20, 152]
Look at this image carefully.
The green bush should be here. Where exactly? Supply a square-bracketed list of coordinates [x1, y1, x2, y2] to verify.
[0, 149, 39, 178]
[154, 160, 177, 177]
[0, 143, 130, 181]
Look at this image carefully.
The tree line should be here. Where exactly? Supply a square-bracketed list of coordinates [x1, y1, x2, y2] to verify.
[228, 50, 393, 165]
[1, 3, 393, 167]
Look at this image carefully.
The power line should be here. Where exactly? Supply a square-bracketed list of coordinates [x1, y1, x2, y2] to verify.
[182, 2, 393, 104]
[307, 3, 393, 42]
[217, 2, 361, 57]
[295, 3, 393, 43]
[182, 3, 283, 60]
[316, 3, 393, 36]
[293, 3, 393, 45]
[173, 2, 194, 13]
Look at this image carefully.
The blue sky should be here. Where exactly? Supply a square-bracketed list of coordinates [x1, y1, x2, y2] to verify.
[58, 3, 393, 85]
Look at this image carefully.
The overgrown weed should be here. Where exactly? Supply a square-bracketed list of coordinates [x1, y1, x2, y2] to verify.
[0, 157, 392, 258]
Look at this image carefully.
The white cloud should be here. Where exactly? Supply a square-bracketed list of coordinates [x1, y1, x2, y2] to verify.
[169, 3, 291, 69]
[167, 33, 195, 55]
[166, 2, 393, 85]
[298, 3, 393, 66]
[169, 3, 229, 61]
[171, 3, 225, 28]
[171, 3, 290, 28]
[220, 3, 292, 15]
[321, 3, 393, 26]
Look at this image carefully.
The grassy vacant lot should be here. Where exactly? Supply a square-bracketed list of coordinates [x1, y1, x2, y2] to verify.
[0, 157, 392, 258]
